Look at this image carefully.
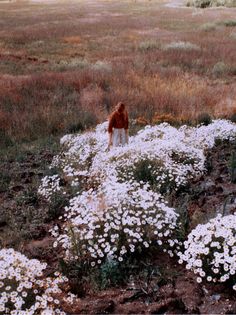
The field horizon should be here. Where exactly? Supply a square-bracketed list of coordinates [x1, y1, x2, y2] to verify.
[0, 0, 236, 147]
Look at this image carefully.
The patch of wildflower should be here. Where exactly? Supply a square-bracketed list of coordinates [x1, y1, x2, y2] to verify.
[91, 139, 204, 194]
[43, 119, 236, 268]
[0, 248, 70, 314]
[50, 123, 109, 188]
[178, 214, 236, 289]
[38, 175, 62, 201]
[52, 179, 180, 265]
[45, 120, 236, 197]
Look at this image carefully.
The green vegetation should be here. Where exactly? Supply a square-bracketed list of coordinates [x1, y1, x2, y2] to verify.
[187, 0, 236, 7]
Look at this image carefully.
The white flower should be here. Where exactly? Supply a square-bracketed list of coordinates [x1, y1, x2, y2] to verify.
[0, 248, 72, 314]
[179, 214, 236, 290]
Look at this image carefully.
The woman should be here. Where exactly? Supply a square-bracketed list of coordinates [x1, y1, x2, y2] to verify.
[108, 102, 129, 148]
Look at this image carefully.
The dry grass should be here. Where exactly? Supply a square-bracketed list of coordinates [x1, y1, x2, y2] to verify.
[0, 0, 236, 145]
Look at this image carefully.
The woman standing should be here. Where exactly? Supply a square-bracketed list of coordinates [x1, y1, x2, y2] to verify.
[108, 102, 129, 148]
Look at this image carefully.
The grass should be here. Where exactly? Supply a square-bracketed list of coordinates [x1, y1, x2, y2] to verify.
[222, 20, 236, 27]
[0, 0, 236, 147]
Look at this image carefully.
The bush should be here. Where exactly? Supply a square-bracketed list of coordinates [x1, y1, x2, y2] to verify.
[163, 41, 200, 51]
[38, 175, 62, 201]
[41, 120, 236, 292]
[197, 113, 212, 126]
[51, 181, 179, 265]
[0, 248, 72, 314]
[138, 40, 161, 51]
[199, 23, 217, 31]
[230, 113, 236, 123]
[178, 214, 236, 290]
[48, 192, 69, 220]
[222, 20, 236, 27]
[228, 151, 236, 183]
[212, 61, 230, 76]
[0, 170, 11, 192]
[152, 113, 178, 125]
[187, 0, 236, 6]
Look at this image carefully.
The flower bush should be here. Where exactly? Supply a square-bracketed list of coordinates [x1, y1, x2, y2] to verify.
[178, 214, 236, 289]
[40, 120, 236, 200]
[0, 248, 72, 314]
[40, 119, 236, 279]
[92, 140, 204, 194]
[51, 180, 179, 265]
[38, 175, 62, 201]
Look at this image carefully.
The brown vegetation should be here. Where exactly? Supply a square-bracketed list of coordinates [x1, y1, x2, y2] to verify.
[0, 0, 236, 146]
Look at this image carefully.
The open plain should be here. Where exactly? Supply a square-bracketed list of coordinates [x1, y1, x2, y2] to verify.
[0, 0, 236, 144]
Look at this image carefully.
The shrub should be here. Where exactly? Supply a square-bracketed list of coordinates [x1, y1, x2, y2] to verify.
[43, 120, 236, 202]
[212, 61, 230, 76]
[138, 40, 160, 51]
[230, 113, 236, 123]
[15, 188, 38, 207]
[38, 175, 62, 201]
[0, 248, 73, 314]
[0, 170, 11, 193]
[48, 192, 69, 221]
[187, 0, 236, 6]
[196, 113, 212, 126]
[152, 113, 178, 125]
[163, 41, 200, 51]
[135, 117, 149, 126]
[222, 20, 236, 27]
[188, 0, 211, 7]
[178, 214, 236, 290]
[56, 58, 90, 71]
[199, 23, 217, 32]
[228, 151, 236, 183]
[51, 181, 179, 265]
[92, 61, 112, 72]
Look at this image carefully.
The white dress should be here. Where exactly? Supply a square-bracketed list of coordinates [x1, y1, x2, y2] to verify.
[112, 128, 128, 147]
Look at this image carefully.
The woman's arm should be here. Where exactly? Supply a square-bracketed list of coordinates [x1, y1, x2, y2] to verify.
[108, 113, 115, 148]
[108, 132, 113, 148]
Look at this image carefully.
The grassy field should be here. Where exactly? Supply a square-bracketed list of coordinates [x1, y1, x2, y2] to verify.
[0, 0, 236, 145]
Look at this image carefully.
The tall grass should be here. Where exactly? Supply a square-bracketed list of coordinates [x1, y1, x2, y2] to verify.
[0, 0, 236, 146]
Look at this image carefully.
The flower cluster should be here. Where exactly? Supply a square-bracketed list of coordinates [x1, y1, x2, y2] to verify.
[52, 180, 179, 265]
[38, 175, 62, 200]
[45, 120, 236, 197]
[41, 119, 236, 274]
[0, 248, 70, 314]
[178, 214, 236, 289]
[91, 139, 204, 194]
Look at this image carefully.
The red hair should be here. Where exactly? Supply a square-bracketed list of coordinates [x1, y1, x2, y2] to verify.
[116, 102, 125, 113]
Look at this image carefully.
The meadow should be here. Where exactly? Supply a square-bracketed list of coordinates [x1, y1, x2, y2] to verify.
[0, 0, 236, 146]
